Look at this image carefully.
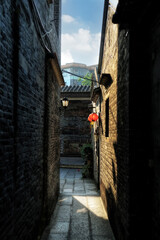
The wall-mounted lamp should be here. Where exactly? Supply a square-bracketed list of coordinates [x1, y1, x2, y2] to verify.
[61, 97, 69, 109]
[100, 74, 113, 89]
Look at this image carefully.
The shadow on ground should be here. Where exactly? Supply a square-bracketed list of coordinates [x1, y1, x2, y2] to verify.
[41, 168, 115, 240]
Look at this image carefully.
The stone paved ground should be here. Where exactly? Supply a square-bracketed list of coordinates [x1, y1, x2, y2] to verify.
[41, 169, 115, 240]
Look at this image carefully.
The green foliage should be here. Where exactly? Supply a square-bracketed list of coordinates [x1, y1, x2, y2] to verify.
[82, 164, 90, 178]
[77, 72, 92, 86]
[80, 143, 93, 160]
[80, 144, 93, 178]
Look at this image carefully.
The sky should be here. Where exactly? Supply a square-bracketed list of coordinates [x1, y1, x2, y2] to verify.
[61, 0, 118, 66]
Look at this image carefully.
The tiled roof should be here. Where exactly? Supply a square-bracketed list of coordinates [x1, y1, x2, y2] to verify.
[61, 85, 91, 93]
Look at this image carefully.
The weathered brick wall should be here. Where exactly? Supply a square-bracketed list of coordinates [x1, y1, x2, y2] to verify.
[54, 0, 61, 45]
[99, 6, 130, 239]
[99, 2, 160, 239]
[115, 28, 130, 240]
[44, 65, 60, 220]
[0, 1, 61, 239]
[0, 1, 15, 239]
[60, 100, 91, 156]
[35, 0, 61, 61]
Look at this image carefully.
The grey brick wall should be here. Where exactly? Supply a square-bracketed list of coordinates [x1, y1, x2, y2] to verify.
[0, 1, 61, 239]
[44, 64, 60, 220]
[99, 2, 160, 239]
[60, 100, 91, 156]
[99, 6, 130, 239]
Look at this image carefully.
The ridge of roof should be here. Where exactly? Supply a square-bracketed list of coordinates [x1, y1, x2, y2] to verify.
[61, 85, 91, 93]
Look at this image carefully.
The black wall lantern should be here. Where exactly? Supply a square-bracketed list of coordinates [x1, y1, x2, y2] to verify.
[100, 73, 113, 89]
[61, 97, 69, 109]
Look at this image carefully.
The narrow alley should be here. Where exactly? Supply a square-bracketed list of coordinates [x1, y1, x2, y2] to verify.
[1, 0, 160, 239]
[41, 168, 115, 240]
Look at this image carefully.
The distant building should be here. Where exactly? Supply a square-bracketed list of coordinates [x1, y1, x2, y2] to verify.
[61, 63, 97, 86]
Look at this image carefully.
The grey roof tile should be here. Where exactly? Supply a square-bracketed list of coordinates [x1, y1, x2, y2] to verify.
[61, 85, 91, 93]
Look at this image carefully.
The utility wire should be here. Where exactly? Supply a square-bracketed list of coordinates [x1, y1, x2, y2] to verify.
[28, 0, 52, 53]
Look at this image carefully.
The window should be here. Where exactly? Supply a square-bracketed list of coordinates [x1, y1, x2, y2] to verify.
[105, 98, 109, 137]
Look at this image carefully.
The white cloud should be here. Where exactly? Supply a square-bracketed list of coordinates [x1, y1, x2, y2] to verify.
[61, 50, 74, 65]
[61, 28, 101, 65]
[62, 15, 75, 23]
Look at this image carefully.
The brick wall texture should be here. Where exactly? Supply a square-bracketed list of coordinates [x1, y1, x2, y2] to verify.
[99, 2, 160, 240]
[0, 1, 61, 239]
[99, 6, 130, 239]
[60, 100, 91, 156]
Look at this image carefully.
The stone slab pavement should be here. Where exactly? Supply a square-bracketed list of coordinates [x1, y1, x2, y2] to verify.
[41, 168, 115, 240]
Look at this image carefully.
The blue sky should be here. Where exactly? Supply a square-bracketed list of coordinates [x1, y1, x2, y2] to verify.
[62, 0, 104, 34]
[61, 0, 118, 66]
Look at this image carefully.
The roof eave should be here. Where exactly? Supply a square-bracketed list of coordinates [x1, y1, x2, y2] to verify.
[47, 52, 65, 87]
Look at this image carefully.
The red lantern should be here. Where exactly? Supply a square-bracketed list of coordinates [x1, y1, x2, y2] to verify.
[88, 113, 99, 122]
[88, 115, 92, 122]
[92, 113, 99, 121]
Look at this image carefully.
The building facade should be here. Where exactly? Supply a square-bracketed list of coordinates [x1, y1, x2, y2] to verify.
[112, 1, 160, 239]
[62, 63, 97, 86]
[92, 0, 160, 239]
[60, 85, 91, 156]
[0, 1, 64, 240]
